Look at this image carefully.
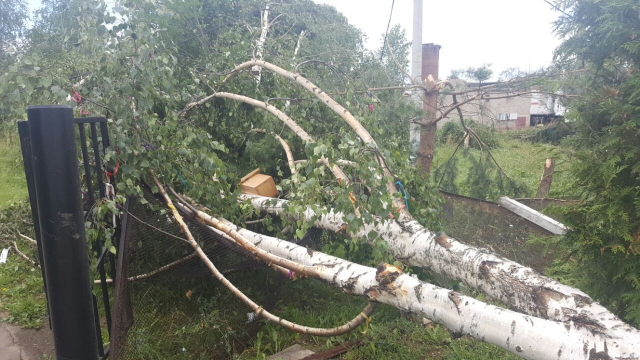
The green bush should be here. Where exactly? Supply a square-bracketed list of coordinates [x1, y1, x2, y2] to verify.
[437, 120, 500, 150]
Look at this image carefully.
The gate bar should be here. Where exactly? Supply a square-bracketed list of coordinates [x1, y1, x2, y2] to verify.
[27, 105, 99, 360]
[16, 121, 51, 325]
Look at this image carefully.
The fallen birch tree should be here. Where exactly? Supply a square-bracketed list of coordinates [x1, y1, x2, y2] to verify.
[242, 195, 640, 340]
[170, 196, 640, 360]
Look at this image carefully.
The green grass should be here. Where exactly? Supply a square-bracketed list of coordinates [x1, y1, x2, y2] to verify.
[433, 136, 574, 199]
[0, 201, 48, 328]
[0, 132, 28, 208]
[0, 133, 45, 328]
[237, 279, 519, 360]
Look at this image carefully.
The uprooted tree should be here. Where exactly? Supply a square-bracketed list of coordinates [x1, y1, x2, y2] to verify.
[2, 0, 640, 359]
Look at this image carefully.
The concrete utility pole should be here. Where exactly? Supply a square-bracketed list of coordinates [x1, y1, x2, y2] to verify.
[410, 0, 423, 158]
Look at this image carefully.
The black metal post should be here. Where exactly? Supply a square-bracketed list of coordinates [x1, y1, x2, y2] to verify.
[27, 105, 99, 360]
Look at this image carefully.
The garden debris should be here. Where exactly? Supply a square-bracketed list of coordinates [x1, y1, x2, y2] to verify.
[0, 248, 8, 264]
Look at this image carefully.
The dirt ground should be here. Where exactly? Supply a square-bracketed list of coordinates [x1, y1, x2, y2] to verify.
[0, 312, 54, 360]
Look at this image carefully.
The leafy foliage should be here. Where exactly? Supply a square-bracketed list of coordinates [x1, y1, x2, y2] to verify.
[0, 0, 29, 52]
[436, 120, 500, 150]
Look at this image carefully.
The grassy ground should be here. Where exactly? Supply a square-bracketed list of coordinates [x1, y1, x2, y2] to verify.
[0, 131, 47, 329]
[0, 201, 48, 329]
[0, 132, 28, 208]
[237, 278, 519, 360]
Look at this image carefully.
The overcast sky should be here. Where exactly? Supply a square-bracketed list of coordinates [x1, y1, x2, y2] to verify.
[315, 0, 564, 80]
[26, 0, 564, 80]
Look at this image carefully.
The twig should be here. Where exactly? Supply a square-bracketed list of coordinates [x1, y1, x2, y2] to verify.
[385, 37, 415, 85]
[17, 231, 37, 245]
[451, 94, 515, 184]
[12, 242, 39, 268]
[151, 176, 376, 336]
[94, 252, 198, 284]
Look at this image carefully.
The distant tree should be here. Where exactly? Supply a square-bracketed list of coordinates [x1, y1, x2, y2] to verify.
[450, 63, 493, 86]
[0, 0, 28, 57]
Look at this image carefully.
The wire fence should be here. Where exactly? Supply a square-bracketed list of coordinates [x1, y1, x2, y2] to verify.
[440, 191, 556, 272]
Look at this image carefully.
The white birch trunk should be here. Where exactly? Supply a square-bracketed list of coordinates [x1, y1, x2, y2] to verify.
[286, 29, 306, 110]
[252, 5, 270, 85]
[292, 29, 305, 62]
[241, 195, 640, 349]
[211, 222, 640, 360]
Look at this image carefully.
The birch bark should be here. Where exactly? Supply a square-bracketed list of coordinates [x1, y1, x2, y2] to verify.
[241, 194, 640, 348]
[211, 221, 640, 360]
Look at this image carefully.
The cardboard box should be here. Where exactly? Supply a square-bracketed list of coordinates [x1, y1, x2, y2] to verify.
[240, 168, 279, 197]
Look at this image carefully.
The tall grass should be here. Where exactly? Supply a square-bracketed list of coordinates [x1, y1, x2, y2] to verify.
[433, 136, 575, 199]
[0, 128, 28, 208]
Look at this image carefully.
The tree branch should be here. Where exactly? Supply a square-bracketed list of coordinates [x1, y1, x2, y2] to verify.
[219, 60, 404, 211]
[154, 182, 377, 336]
[249, 129, 297, 174]
[94, 252, 198, 284]
[180, 92, 348, 184]
[17, 231, 37, 245]
[12, 241, 38, 268]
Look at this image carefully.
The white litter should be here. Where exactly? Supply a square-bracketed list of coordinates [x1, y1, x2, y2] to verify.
[0, 248, 10, 264]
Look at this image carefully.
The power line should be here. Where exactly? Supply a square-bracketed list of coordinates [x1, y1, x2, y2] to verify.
[379, 0, 396, 62]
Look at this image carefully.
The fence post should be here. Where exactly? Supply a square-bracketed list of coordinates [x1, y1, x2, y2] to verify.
[27, 105, 99, 360]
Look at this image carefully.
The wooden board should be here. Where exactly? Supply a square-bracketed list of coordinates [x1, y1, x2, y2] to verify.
[240, 168, 279, 197]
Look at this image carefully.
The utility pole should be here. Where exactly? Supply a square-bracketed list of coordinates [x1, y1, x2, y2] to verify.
[410, 0, 423, 159]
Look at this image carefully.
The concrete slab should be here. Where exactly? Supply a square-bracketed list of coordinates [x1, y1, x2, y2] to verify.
[0, 313, 54, 360]
[268, 344, 315, 360]
[1, 345, 23, 360]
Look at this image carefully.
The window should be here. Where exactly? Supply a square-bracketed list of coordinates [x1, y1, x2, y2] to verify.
[498, 113, 518, 121]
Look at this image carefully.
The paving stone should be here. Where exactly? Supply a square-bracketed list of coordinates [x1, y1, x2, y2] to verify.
[0, 325, 15, 348]
[1, 346, 22, 360]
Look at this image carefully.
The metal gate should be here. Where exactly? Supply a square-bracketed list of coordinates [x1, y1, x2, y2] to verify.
[18, 105, 118, 360]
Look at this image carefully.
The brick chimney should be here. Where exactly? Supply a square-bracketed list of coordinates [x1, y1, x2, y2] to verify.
[421, 43, 441, 81]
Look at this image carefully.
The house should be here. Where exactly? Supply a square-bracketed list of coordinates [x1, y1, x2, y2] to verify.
[438, 81, 565, 130]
